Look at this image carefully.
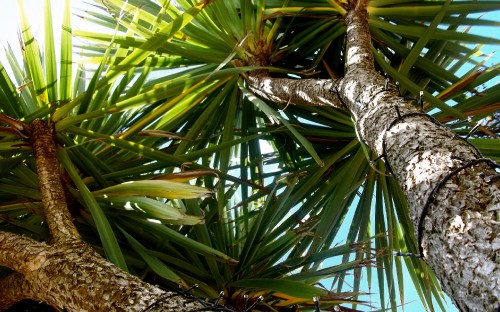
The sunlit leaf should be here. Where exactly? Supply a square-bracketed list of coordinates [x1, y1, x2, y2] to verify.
[93, 180, 213, 199]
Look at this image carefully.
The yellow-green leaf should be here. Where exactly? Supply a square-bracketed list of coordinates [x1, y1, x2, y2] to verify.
[93, 180, 213, 199]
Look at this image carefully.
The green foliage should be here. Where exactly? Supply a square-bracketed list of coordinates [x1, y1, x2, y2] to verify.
[0, 0, 498, 311]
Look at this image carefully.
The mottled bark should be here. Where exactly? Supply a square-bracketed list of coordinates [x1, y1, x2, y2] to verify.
[247, 76, 343, 108]
[0, 120, 207, 311]
[339, 5, 499, 311]
[0, 232, 207, 311]
[246, 3, 499, 312]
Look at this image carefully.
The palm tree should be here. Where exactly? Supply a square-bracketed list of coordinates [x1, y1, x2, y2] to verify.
[0, 0, 498, 311]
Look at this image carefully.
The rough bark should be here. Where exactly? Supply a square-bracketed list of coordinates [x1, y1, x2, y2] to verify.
[246, 3, 499, 312]
[30, 119, 80, 243]
[338, 6, 499, 311]
[247, 76, 343, 108]
[0, 232, 207, 311]
[0, 120, 207, 311]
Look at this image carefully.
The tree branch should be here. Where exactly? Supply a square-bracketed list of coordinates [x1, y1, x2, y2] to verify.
[246, 76, 343, 109]
[0, 119, 210, 311]
[345, 0, 373, 72]
[30, 119, 80, 243]
[0, 233, 207, 311]
[337, 5, 500, 311]
[0, 232, 48, 274]
[244, 2, 499, 310]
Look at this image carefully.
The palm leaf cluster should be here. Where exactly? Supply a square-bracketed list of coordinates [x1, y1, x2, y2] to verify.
[0, 0, 498, 311]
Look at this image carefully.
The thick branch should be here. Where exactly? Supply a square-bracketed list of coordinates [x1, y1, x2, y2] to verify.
[14, 240, 205, 311]
[0, 229, 209, 311]
[337, 5, 500, 312]
[0, 232, 48, 274]
[0, 235, 207, 311]
[245, 3, 499, 311]
[243, 3, 371, 110]
[246, 76, 343, 108]
[30, 119, 80, 243]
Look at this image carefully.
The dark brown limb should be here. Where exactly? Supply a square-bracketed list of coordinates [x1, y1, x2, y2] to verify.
[30, 119, 80, 243]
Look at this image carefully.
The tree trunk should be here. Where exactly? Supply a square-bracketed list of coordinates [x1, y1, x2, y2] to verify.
[0, 120, 208, 311]
[247, 2, 499, 311]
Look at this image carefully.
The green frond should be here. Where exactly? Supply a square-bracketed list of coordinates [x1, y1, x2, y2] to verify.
[0, 0, 498, 311]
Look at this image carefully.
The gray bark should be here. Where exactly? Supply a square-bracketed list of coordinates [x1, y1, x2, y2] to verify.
[247, 3, 499, 312]
[0, 120, 207, 311]
[247, 76, 342, 108]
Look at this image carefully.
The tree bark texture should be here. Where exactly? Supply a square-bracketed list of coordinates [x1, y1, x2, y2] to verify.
[0, 232, 207, 311]
[30, 119, 80, 243]
[247, 76, 342, 108]
[0, 120, 207, 311]
[247, 4, 499, 312]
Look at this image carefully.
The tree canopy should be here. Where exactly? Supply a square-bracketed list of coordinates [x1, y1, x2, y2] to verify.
[0, 0, 499, 311]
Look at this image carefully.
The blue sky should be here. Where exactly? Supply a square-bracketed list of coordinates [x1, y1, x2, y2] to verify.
[0, 1, 498, 311]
